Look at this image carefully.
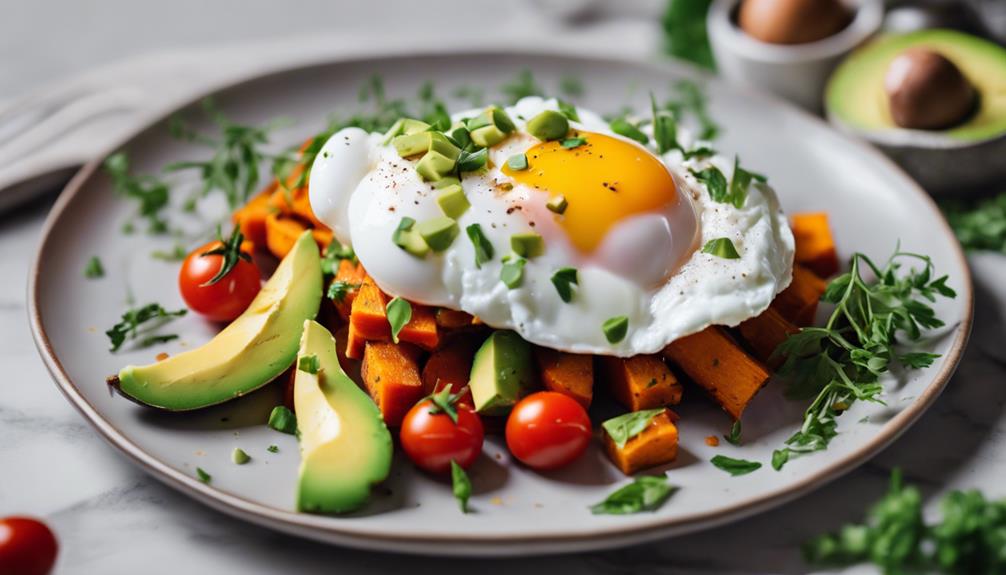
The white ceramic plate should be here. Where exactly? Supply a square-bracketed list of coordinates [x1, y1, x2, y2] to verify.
[29, 50, 972, 556]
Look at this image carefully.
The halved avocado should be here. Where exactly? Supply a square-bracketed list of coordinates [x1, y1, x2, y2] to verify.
[295, 320, 392, 514]
[826, 29, 1006, 192]
[113, 231, 323, 411]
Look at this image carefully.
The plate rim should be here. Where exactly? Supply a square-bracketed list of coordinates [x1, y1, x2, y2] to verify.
[27, 47, 974, 555]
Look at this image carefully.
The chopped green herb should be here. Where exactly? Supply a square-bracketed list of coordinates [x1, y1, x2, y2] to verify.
[609, 118, 649, 145]
[651, 93, 679, 154]
[298, 354, 320, 374]
[320, 241, 355, 276]
[550, 267, 578, 303]
[199, 227, 252, 286]
[392, 216, 430, 258]
[267, 405, 297, 435]
[724, 420, 742, 446]
[151, 244, 189, 262]
[546, 195, 568, 215]
[602, 316, 629, 344]
[559, 75, 584, 98]
[602, 408, 665, 449]
[84, 256, 105, 279]
[561, 137, 587, 149]
[386, 297, 412, 344]
[711, 455, 762, 476]
[557, 99, 580, 122]
[728, 156, 767, 209]
[104, 152, 171, 234]
[663, 0, 715, 70]
[702, 237, 741, 259]
[327, 280, 360, 303]
[500, 257, 526, 289]
[590, 475, 676, 515]
[456, 147, 488, 173]
[500, 69, 544, 104]
[266, 445, 279, 453]
[232, 448, 251, 465]
[507, 153, 529, 171]
[771, 249, 955, 469]
[106, 303, 187, 352]
[668, 80, 720, 140]
[196, 467, 212, 483]
[771, 449, 789, 471]
[690, 165, 728, 204]
[451, 460, 472, 514]
[943, 191, 1006, 253]
[465, 223, 494, 268]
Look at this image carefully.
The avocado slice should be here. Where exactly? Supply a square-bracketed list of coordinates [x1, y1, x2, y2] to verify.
[294, 320, 392, 514]
[114, 232, 323, 411]
[826, 30, 1006, 191]
[469, 331, 534, 414]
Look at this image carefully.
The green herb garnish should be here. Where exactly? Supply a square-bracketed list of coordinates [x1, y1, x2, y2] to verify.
[320, 241, 356, 275]
[590, 475, 676, 515]
[702, 237, 741, 259]
[559, 75, 584, 98]
[266, 445, 279, 453]
[690, 165, 728, 202]
[943, 191, 1006, 253]
[667, 80, 720, 140]
[451, 460, 472, 514]
[84, 256, 105, 279]
[711, 455, 762, 476]
[196, 467, 212, 483]
[151, 244, 189, 262]
[663, 0, 715, 70]
[465, 223, 494, 268]
[603, 409, 664, 449]
[550, 267, 579, 303]
[456, 147, 488, 173]
[651, 93, 679, 154]
[327, 280, 360, 303]
[724, 420, 742, 446]
[500, 69, 544, 104]
[561, 137, 587, 149]
[232, 448, 251, 465]
[106, 303, 187, 352]
[386, 297, 412, 344]
[728, 156, 767, 208]
[557, 99, 580, 122]
[298, 354, 320, 374]
[602, 316, 629, 344]
[104, 152, 171, 234]
[267, 405, 297, 435]
[500, 256, 526, 289]
[199, 227, 251, 286]
[771, 249, 956, 469]
[609, 118, 649, 145]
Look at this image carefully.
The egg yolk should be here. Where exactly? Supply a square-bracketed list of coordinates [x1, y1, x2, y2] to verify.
[502, 131, 679, 253]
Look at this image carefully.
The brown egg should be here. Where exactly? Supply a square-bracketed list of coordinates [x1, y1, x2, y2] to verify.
[885, 47, 976, 130]
[738, 0, 852, 45]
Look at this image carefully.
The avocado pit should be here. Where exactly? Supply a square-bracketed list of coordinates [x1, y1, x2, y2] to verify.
[738, 0, 852, 45]
[884, 47, 977, 130]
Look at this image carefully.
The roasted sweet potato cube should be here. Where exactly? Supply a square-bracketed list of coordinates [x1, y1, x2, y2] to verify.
[333, 324, 362, 385]
[349, 279, 439, 349]
[265, 213, 307, 259]
[232, 187, 274, 249]
[421, 337, 478, 405]
[361, 341, 424, 426]
[772, 264, 827, 327]
[600, 355, 682, 412]
[331, 259, 368, 321]
[792, 212, 839, 278]
[399, 305, 439, 350]
[662, 327, 771, 420]
[736, 307, 799, 369]
[603, 410, 679, 475]
[534, 348, 593, 408]
[435, 308, 476, 330]
[345, 322, 367, 361]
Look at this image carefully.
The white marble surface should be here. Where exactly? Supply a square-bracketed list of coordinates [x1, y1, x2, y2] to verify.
[4, 1, 1006, 573]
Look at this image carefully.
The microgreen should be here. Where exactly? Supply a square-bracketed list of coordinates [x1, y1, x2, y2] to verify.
[266, 445, 279, 454]
[711, 455, 762, 476]
[507, 154, 529, 171]
[104, 152, 171, 234]
[602, 408, 664, 449]
[550, 267, 579, 303]
[327, 280, 360, 303]
[608, 117, 649, 145]
[84, 256, 105, 279]
[771, 249, 956, 469]
[320, 241, 356, 275]
[943, 191, 1006, 253]
[451, 460, 472, 514]
[590, 475, 676, 515]
[199, 227, 251, 286]
[106, 303, 187, 352]
[386, 297, 412, 344]
[728, 156, 767, 208]
[651, 93, 679, 154]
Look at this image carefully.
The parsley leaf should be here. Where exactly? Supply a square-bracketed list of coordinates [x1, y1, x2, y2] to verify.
[663, 0, 715, 70]
[602, 409, 664, 449]
[104, 152, 171, 234]
[943, 191, 1006, 253]
[320, 241, 356, 276]
[199, 227, 251, 286]
[724, 420, 742, 446]
[590, 475, 677, 515]
[465, 224, 494, 268]
[84, 256, 105, 279]
[651, 93, 680, 154]
[106, 303, 187, 352]
[550, 267, 579, 303]
[327, 280, 360, 303]
[451, 460, 472, 513]
[196, 467, 212, 483]
[711, 455, 762, 476]
[728, 156, 767, 208]
[386, 297, 412, 344]
[609, 117, 649, 145]
[772, 249, 956, 469]
[690, 165, 728, 202]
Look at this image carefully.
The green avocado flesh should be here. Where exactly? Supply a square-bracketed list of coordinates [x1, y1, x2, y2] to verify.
[827, 29, 1006, 141]
[116, 232, 323, 411]
[295, 320, 392, 514]
[469, 331, 534, 415]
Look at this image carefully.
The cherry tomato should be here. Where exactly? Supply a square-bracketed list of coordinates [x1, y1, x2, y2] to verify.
[400, 398, 484, 475]
[178, 240, 261, 322]
[505, 391, 592, 471]
[0, 517, 58, 575]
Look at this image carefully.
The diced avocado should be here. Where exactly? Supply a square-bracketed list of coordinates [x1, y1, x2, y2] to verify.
[416, 216, 459, 252]
[469, 107, 516, 148]
[295, 320, 392, 514]
[432, 176, 461, 189]
[546, 195, 568, 214]
[510, 232, 544, 258]
[492, 107, 517, 133]
[393, 132, 431, 157]
[470, 331, 534, 414]
[470, 124, 507, 148]
[391, 217, 430, 258]
[428, 132, 461, 160]
[384, 117, 431, 142]
[436, 184, 470, 219]
[416, 151, 457, 182]
[114, 232, 323, 411]
[527, 110, 570, 141]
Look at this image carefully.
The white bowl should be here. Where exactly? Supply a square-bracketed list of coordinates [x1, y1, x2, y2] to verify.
[707, 0, 884, 111]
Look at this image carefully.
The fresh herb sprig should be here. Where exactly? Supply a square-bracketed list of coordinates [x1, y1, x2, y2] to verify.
[943, 191, 1006, 254]
[805, 469, 1006, 575]
[105, 303, 187, 352]
[104, 153, 171, 234]
[591, 475, 677, 515]
[772, 250, 956, 470]
[663, 0, 715, 71]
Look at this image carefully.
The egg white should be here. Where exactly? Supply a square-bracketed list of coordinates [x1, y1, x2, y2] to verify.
[309, 97, 794, 356]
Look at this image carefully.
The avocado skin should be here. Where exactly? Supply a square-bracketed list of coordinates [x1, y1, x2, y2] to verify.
[469, 331, 535, 415]
[115, 232, 323, 411]
[295, 320, 392, 514]
[826, 29, 1006, 192]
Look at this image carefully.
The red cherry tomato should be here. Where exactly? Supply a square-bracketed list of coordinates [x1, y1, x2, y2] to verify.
[400, 399, 484, 475]
[178, 240, 261, 322]
[0, 517, 58, 575]
[505, 391, 592, 471]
